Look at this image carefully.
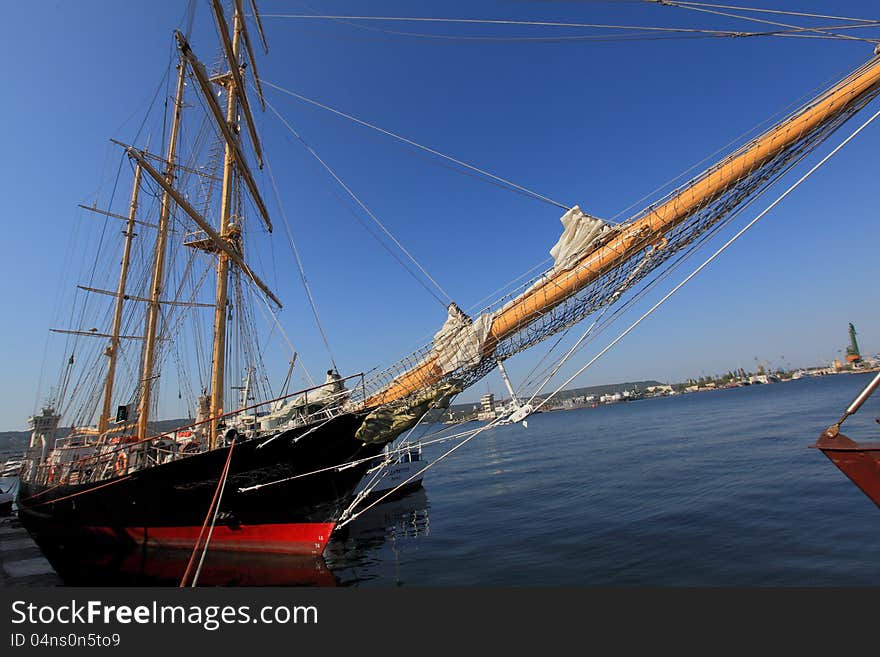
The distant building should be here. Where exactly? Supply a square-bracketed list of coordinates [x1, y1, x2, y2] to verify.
[477, 393, 496, 421]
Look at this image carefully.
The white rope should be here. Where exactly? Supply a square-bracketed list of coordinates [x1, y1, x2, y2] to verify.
[258, 13, 773, 34]
[521, 313, 606, 407]
[190, 440, 236, 587]
[340, 449, 396, 521]
[527, 104, 880, 415]
[255, 415, 335, 451]
[237, 419, 484, 493]
[240, 105, 880, 524]
[337, 407, 434, 519]
[519, 243, 669, 404]
[260, 13, 879, 42]
[262, 80, 570, 211]
[399, 409, 432, 446]
[336, 415, 504, 528]
[265, 97, 452, 307]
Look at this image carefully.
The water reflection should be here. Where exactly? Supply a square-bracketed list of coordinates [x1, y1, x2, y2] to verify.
[35, 487, 431, 586]
[325, 488, 431, 586]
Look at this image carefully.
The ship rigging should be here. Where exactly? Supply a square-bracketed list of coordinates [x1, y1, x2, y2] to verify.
[15, 1, 880, 574]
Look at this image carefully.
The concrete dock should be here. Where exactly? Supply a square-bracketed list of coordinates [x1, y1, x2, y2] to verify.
[0, 515, 61, 586]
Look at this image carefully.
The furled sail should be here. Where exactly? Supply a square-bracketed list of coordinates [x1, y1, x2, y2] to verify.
[548, 206, 608, 272]
[432, 303, 495, 375]
[359, 55, 880, 410]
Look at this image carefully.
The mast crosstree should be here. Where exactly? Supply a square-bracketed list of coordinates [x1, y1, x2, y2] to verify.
[209, 3, 244, 449]
[111, 1, 274, 442]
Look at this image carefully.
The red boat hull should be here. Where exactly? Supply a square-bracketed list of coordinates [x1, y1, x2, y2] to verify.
[87, 522, 336, 555]
[42, 540, 337, 586]
[814, 432, 880, 508]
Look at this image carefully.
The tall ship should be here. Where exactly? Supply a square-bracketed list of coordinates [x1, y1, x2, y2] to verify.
[17, 2, 880, 571]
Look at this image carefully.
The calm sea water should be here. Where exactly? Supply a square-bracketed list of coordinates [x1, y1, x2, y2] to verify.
[12, 373, 879, 586]
[324, 372, 880, 586]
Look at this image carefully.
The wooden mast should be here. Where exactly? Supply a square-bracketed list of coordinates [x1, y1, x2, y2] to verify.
[98, 163, 142, 435]
[137, 60, 187, 441]
[368, 55, 880, 407]
[209, 6, 243, 448]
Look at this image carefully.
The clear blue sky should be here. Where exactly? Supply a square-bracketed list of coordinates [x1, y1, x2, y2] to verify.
[2, 1, 879, 429]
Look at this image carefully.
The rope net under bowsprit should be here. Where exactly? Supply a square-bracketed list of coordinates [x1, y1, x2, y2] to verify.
[349, 66, 880, 412]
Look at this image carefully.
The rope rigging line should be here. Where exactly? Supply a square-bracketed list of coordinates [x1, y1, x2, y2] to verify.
[660, 1, 880, 25]
[515, 141, 809, 398]
[179, 437, 237, 588]
[525, 103, 880, 415]
[53, 40, 186, 427]
[288, 15, 866, 45]
[517, 214, 721, 396]
[519, 310, 608, 405]
[250, 269, 311, 387]
[264, 154, 337, 373]
[353, 47, 880, 413]
[656, 1, 880, 44]
[261, 80, 570, 211]
[340, 410, 434, 521]
[254, 13, 799, 33]
[335, 101, 880, 527]
[315, 28, 740, 44]
[265, 97, 452, 308]
[238, 418, 492, 493]
[341, 408, 436, 516]
[606, 61, 862, 223]
[260, 13, 879, 42]
[345, 406, 436, 510]
[27, 474, 133, 508]
[189, 438, 237, 588]
[336, 414, 505, 529]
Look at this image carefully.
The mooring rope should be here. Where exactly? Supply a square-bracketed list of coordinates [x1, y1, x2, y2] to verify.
[336, 414, 505, 529]
[179, 437, 236, 588]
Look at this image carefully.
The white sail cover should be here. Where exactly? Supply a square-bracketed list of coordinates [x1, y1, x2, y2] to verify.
[432, 303, 495, 374]
[549, 205, 607, 271]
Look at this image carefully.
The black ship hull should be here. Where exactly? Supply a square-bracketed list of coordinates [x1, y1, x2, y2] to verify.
[17, 412, 384, 558]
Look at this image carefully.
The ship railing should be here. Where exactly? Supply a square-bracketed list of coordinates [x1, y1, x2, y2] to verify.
[26, 373, 369, 487]
[270, 387, 359, 431]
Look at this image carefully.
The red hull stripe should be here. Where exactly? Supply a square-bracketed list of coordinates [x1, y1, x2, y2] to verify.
[87, 523, 336, 555]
